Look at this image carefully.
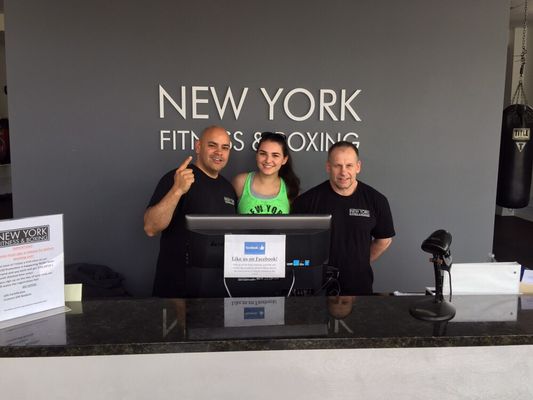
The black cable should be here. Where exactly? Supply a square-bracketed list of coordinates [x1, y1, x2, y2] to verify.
[447, 270, 452, 302]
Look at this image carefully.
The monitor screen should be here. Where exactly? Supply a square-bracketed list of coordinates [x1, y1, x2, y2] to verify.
[184, 214, 331, 298]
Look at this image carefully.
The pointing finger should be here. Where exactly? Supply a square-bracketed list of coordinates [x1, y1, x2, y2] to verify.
[177, 156, 193, 172]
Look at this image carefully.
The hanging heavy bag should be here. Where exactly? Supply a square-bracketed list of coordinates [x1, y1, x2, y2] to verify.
[496, 104, 533, 208]
[496, 1, 533, 209]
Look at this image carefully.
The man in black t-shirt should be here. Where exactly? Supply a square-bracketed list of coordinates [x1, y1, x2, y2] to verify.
[144, 126, 237, 297]
[292, 142, 395, 295]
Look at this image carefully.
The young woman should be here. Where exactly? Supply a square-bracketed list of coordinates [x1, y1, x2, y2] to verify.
[233, 132, 300, 214]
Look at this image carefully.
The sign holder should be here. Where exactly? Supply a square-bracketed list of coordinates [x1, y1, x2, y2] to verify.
[0, 214, 68, 329]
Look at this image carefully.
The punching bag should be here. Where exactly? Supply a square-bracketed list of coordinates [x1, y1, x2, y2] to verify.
[496, 104, 533, 208]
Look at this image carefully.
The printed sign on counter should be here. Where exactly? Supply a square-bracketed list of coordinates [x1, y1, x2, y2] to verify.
[0, 215, 64, 323]
[224, 234, 286, 278]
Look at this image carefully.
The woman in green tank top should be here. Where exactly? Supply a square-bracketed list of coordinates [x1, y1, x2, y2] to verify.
[233, 132, 300, 214]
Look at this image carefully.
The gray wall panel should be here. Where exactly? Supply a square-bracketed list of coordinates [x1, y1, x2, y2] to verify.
[4, 0, 510, 295]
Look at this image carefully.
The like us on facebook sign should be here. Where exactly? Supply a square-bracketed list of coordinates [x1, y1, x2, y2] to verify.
[224, 235, 286, 278]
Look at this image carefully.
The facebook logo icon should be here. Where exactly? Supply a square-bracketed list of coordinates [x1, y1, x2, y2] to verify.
[244, 307, 265, 319]
[244, 242, 266, 255]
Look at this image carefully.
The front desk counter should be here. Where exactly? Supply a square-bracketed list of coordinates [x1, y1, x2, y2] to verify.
[3, 295, 533, 399]
[1, 294, 533, 357]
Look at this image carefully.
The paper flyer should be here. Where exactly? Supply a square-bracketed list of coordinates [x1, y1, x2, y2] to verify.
[0, 214, 65, 322]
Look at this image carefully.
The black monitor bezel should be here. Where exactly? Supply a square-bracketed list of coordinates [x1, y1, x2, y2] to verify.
[185, 214, 332, 235]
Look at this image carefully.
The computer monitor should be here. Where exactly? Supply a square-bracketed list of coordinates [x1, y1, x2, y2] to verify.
[184, 214, 331, 298]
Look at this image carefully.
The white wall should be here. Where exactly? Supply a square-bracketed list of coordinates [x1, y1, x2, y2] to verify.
[4, 0, 510, 295]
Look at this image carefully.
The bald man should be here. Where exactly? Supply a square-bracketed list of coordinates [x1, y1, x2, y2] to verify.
[144, 126, 237, 297]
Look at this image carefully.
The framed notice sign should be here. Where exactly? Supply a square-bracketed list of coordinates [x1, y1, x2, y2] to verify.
[0, 214, 65, 323]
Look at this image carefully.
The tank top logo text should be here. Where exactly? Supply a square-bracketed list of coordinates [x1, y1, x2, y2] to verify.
[248, 204, 284, 214]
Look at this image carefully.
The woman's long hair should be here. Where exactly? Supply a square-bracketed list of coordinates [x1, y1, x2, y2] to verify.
[258, 132, 300, 202]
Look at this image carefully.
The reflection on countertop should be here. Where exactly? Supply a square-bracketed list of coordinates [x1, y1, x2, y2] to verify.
[2, 294, 533, 357]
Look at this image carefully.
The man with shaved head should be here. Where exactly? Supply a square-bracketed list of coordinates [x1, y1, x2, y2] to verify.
[144, 126, 237, 297]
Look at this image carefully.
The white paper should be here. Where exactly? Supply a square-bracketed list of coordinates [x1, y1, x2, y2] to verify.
[0, 215, 65, 322]
[64, 283, 82, 302]
[224, 234, 286, 278]
[443, 262, 520, 295]
[522, 269, 533, 284]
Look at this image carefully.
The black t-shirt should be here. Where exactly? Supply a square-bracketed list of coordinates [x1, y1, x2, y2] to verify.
[148, 164, 237, 297]
[292, 180, 395, 295]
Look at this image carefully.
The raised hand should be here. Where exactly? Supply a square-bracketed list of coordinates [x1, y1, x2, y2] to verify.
[173, 156, 195, 196]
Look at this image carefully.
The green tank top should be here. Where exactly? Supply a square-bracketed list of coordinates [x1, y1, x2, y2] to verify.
[237, 172, 290, 214]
